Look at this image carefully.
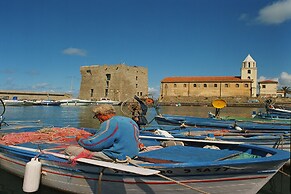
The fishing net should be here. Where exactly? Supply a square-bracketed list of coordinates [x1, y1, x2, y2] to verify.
[0, 127, 93, 145]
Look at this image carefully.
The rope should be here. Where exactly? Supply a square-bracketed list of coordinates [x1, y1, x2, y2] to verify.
[98, 168, 105, 194]
[126, 157, 210, 194]
[279, 169, 290, 177]
[273, 135, 285, 150]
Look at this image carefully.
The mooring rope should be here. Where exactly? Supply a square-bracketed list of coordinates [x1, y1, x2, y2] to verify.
[122, 157, 210, 194]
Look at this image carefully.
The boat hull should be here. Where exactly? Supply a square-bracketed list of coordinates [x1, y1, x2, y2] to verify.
[0, 126, 289, 194]
[0, 153, 283, 194]
[155, 114, 291, 131]
[60, 99, 93, 106]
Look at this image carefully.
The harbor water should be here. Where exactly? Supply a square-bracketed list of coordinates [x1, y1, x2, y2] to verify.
[0, 105, 290, 194]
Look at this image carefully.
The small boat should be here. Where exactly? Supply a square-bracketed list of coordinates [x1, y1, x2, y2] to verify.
[0, 126, 289, 194]
[95, 98, 121, 106]
[2, 99, 34, 106]
[266, 105, 291, 117]
[141, 125, 291, 152]
[40, 100, 61, 106]
[207, 111, 291, 125]
[252, 111, 291, 122]
[60, 98, 93, 106]
[155, 114, 291, 131]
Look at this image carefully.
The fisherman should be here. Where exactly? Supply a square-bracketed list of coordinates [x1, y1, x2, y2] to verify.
[130, 95, 149, 128]
[65, 104, 140, 162]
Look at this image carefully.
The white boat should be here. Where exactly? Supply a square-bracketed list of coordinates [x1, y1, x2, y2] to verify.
[267, 105, 291, 117]
[95, 98, 121, 106]
[40, 100, 61, 106]
[3, 100, 34, 106]
[60, 99, 93, 106]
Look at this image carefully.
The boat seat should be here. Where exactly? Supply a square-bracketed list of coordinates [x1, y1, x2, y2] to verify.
[138, 145, 240, 163]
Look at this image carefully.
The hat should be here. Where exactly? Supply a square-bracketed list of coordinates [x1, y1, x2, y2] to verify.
[92, 104, 116, 115]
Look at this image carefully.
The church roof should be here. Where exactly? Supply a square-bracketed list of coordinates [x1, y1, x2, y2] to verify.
[161, 76, 252, 83]
[243, 54, 255, 62]
[258, 80, 278, 83]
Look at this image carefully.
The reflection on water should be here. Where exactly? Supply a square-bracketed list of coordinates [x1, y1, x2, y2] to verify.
[157, 105, 263, 118]
[0, 105, 289, 194]
[0, 168, 62, 194]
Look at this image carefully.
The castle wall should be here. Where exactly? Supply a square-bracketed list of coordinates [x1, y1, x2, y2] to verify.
[79, 64, 148, 102]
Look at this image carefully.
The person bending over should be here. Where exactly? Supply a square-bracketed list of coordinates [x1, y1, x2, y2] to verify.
[66, 104, 140, 162]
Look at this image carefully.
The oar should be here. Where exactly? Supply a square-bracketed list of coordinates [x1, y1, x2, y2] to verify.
[139, 135, 244, 144]
[9, 145, 160, 176]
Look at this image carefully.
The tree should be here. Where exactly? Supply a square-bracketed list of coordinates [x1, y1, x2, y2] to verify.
[281, 86, 290, 98]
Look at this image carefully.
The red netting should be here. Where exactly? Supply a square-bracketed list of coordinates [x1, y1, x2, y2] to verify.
[0, 127, 93, 145]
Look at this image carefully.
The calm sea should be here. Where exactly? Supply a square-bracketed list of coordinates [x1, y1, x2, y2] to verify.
[0, 105, 290, 194]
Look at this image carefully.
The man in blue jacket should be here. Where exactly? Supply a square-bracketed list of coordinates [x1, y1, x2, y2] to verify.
[69, 104, 140, 162]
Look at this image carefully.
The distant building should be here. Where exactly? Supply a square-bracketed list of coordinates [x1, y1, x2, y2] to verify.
[240, 54, 257, 97]
[79, 64, 148, 101]
[160, 54, 257, 99]
[0, 90, 71, 101]
[258, 80, 278, 97]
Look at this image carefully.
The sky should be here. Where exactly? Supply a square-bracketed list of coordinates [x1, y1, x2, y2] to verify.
[0, 0, 291, 98]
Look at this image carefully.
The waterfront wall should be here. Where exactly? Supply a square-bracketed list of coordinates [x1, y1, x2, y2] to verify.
[157, 96, 291, 107]
[0, 90, 72, 101]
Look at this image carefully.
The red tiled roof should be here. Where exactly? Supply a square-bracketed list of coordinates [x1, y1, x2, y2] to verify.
[161, 76, 252, 83]
[258, 80, 278, 83]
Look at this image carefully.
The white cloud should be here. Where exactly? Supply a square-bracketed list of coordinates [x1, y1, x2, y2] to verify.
[256, 0, 291, 25]
[0, 68, 17, 75]
[148, 87, 160, 99]
[279, 72, 291, 87]
[31, 83, 50, 90]
[63, 47, 87, 56]
[259, 72, 291, 88]
[239, 13, 249, 22]
[258, 76, 278, 82]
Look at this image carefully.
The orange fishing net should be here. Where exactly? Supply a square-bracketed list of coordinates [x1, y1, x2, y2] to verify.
[0, 127, 93, 145]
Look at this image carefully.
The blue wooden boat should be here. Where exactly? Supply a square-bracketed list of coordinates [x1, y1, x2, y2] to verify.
[155, 114, 291, 131]
[0, 126, 289, 194]
[141, 125, 291, 152]
[265, 106, 291, 118]
[252, 111, 291, 122]
[207, 111, 291, 125]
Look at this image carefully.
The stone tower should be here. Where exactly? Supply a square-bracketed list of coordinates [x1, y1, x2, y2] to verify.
[79, 64, 148, 102]
[241, 54, 257, 97]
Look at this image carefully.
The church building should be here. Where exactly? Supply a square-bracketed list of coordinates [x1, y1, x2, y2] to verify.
[160, 54, 259, 99]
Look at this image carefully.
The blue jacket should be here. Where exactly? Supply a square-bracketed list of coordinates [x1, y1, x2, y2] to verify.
[78, 116, 140, 160]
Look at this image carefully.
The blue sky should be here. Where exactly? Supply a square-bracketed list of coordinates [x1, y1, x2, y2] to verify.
[0, 0, 290, 98]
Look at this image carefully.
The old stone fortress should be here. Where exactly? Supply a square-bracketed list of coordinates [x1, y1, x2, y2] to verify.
[0, 54, 285, 105]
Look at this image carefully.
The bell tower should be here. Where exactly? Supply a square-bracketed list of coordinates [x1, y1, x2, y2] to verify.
[241, 54, 257, 97]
